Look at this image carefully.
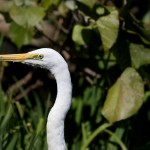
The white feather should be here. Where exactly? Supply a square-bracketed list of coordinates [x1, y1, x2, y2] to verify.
[24, 48, 72, 150]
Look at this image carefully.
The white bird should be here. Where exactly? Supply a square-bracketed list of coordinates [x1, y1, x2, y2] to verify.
[0, 48, 72, 150]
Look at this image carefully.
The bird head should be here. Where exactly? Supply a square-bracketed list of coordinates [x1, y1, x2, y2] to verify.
[0, 48, 67, 72]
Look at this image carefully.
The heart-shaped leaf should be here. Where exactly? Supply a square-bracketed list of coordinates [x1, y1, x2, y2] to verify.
[130, 43, 150, 69]
[9, 23, 33, 48]
[9, 5, 45, 27]
[102, 67, 144, 123]
[72, 24, 92, 45]
[96, 7, 119, 51]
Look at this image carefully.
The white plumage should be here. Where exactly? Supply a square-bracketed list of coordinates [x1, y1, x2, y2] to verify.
[0, 48, 72, 150]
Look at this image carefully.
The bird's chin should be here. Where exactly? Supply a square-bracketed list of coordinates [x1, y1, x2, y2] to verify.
[23, 60, 45, 69]
[23, 60, 39, 67]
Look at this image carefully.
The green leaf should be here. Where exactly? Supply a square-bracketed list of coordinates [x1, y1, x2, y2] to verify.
[105, 129, 127, 150]
[130, 43, 150, 69]
[81, 123, 112, 150]
[102, 67, 144, 123]
[41, 0, 53, 10]
[9, 23, 33, 48]
[15, 101, 24, 119]
[5, 133, 18, 150]
[10, 6, 25, 26]
[143, 10, 150, 25]
[9, 5, 45, 26]
[107, 128, 125, 150]
[41, 0, 61, 10]
[36, 118, 44, 135]
[96, 7, 119, 51]
[26, 7, 45, 26]
[72, 24, 92, 45]
[13, 0, 24, 6]
[65, 0, 76, 10]
[1, 104, 13, 130]
[0, 88, 12, 133]
[13, 0, 37, 6]
[96, 7, 105, 15]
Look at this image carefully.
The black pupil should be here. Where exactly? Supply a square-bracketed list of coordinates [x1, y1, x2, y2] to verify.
[39, 55, 42, 59]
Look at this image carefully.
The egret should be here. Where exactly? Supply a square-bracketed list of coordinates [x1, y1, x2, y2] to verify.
[0, 48, 72, 150]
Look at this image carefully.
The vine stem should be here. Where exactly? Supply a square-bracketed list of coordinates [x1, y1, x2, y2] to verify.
[81, 123, 112, 150]
[104, 129, 128, 150]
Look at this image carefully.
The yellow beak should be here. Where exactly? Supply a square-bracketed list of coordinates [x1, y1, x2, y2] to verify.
[0, 53, 35, 62]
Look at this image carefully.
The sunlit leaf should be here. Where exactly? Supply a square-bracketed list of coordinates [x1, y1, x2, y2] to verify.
[130, 43, 150, 69]
[96, 7, 105, 15]
[24, 0, 37, 6]
[9, 6, 25, 25]
[13, 0, 36, 6]
[72, 24, 92, 45]
[9, 5, 45, 26]
[141, 13, 150, 42]
[96, 7, 119, 51]
[72, 25, 85, 45]
[9, 23, 33, 48]
[102, 67, 144, 123]
[65, 0, 76, 10]
[13, 0, 24, 6]
[26, 7, 45, 26]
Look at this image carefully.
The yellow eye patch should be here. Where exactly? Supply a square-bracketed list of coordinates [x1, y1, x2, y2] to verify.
[32, 54, 44, 60]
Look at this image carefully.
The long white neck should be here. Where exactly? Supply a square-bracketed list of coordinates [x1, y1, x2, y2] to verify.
[46, 63, 72, 150]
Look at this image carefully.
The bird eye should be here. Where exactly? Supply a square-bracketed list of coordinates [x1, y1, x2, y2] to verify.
[38, 54, 44, 59]
[33, 54, 44, 60]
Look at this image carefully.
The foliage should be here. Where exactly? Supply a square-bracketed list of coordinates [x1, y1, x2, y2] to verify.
[0, 0, 150, 150]
[0, 85, 48, 149]
[102, 67, 144, 123]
